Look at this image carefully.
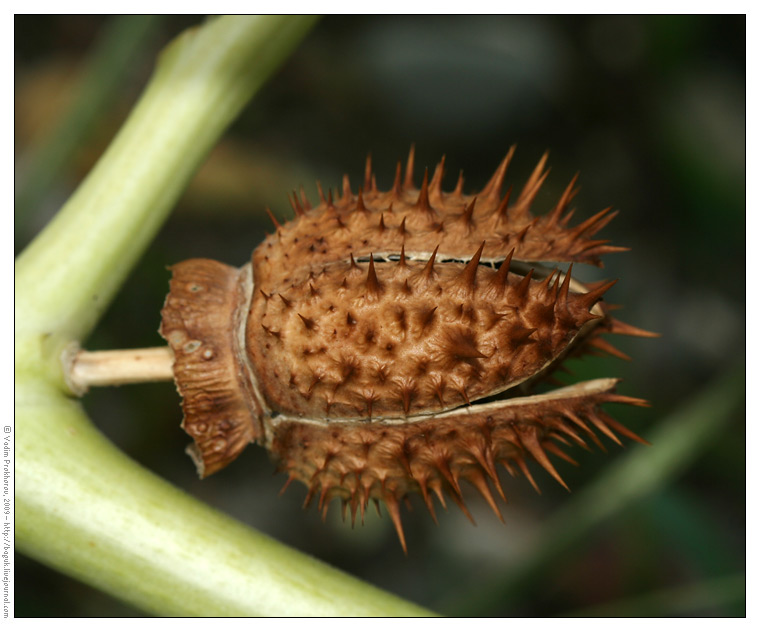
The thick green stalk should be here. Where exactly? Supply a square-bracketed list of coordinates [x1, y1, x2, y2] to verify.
[15, 384, 430, 616]
[14, 16, 433, 616]
[15, 15, 318, 386]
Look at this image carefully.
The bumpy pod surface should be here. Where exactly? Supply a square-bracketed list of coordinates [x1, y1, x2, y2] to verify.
[160, 148, 655, 551]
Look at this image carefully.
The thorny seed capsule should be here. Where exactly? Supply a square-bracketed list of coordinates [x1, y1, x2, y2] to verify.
[159, 147, 657, 552]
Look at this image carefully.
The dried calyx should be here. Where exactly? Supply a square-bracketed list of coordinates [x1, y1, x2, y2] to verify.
[159, 147, 657, 551]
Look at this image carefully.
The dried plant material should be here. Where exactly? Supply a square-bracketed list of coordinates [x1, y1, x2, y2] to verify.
[160, 148, 656, 551]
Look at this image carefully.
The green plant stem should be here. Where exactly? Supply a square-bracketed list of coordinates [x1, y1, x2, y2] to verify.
[15, 16, 434, 616]
[15, 386, 431, 616]
[15, 15, 318, 389]
[447, 362, 745, 615]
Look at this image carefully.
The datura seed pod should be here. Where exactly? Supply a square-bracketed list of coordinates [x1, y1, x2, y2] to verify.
[159, 147, 656, 551]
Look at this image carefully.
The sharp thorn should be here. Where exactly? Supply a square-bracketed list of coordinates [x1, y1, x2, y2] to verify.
[468, 469, 504, 522]
[366, 254, 383, 297]
[516, 457, 541, 494]
[453, 170, 464, 196]
[356, 187, 367, 212]
[265, 207, 281, 229]
[299, 186, 312, 211]
[608, 318, 661, 338]
[489, 248, 514, 291]
[517, 427, 570, 491]
[482, 145, 515, 201]
[421, 245, 440, 280]
[278, 474, 296, 495]
[493, 186, 513, 224]
[461, 197, 477, 226]
[457, 241, 485, 292]
[558, 263, 573, 308]
[316, 180, 327, 204]
[415, 167, 435, 217]
[589, 337, 632, 361]
[342, 174, 353, 201]
[404, 144, 416, 189]
[364, 154, 373, 191]
[543, 441, 579, 466]
[392, 162, 403, 198]
[430, 154, 446, 201]
[384, 494, 408, 554]
[516, 151, 550, 208]
[547, 172, 579, 226]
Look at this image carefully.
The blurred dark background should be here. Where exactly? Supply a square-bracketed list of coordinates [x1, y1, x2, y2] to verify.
[15, 15, 745, 617]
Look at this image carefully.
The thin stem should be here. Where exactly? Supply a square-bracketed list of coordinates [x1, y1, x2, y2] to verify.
[66, 347, 174, 393]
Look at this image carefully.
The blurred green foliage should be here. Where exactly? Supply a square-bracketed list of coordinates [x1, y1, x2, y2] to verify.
[15, 15, 744, 617]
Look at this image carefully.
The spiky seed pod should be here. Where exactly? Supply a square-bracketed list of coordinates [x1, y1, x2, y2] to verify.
[160, 148, 656, 551]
